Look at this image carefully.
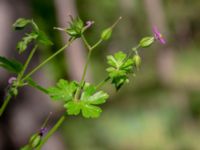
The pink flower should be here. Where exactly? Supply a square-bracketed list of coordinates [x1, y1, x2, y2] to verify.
[8, 77, 16, 84]
[153, 26, 166, 44]
[85, 20, 94, 29]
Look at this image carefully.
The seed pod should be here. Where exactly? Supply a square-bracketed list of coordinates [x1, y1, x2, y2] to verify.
[139, 36, 154, 48]
[133, 54, 141, 69]
[29, 134, 41, 148]
[101, 28, 112, 40]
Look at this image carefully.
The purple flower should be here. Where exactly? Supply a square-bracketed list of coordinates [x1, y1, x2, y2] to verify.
[85, 20, 94, 29]
[39, 127, 48, 136]
[8, 77, 17, 84]
[153, 26, 166, 44]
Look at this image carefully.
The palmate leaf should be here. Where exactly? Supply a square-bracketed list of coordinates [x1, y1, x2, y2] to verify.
[0, 56, 23, 74]
[106, 51, 134, 90]
[65, 84, 109, 118]
[47, 79, 78, 101]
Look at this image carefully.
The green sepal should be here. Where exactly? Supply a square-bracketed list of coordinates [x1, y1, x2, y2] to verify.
[66, 17, 84, 38]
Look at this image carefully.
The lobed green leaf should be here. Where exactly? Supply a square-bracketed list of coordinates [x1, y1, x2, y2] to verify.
[65, 83, 108, 118]
[47, 79, 78, 101]
[106, 51, 134, 90]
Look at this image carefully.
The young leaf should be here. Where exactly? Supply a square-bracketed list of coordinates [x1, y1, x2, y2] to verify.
[106, 51, 134, 90]
[13, 18, 31, 30]
[17, 32, 38, 54]
[65, 84, 108, 118]
[47, 79, 78, 101]
[0, 56, 23, 73]
[36, 31, 53, 46]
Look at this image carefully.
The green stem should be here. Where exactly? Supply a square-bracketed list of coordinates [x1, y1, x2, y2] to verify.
[110, 16, 122, 29]
[0, 45, 38, 117]
[81, 34, 91, 50]
[0, 94, 11, 116]
[74, 49, 92, 100]
[22, 38, 74, 81]
[36, 115, 66, 150]
[96, 77, 110, 90]
[91, 39, 103, 50]
[17, 45, 38, 81]
[74, 35, 104, 100]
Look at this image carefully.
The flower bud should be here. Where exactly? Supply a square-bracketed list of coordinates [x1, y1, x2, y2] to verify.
[66, 17, 84, 38]
[29, 134, 41, 148]
[101, 28, 112, 40]
[13, 18, 31, 30]
[139, 36, 154, 48]
[133, 54, 141, 69]
[10, 87, 18, 96]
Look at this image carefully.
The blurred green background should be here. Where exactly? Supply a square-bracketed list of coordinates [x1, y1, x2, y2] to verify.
[0, 0, 200, 150]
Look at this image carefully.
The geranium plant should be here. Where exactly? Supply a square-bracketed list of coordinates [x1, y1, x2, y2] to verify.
[0, 16, 165, 150]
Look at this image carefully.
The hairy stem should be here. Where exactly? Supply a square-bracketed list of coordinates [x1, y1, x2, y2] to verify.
[0, 94, 11, 116]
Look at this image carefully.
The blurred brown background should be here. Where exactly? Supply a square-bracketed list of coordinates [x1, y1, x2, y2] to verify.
[0, 0, 200, 150]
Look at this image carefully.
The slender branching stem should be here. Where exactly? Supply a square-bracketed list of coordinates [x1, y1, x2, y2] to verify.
[17, 45, 38, 81]
[22, 38, 75, 81]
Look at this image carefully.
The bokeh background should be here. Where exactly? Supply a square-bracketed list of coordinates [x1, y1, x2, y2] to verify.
[0, 0, 200, 150]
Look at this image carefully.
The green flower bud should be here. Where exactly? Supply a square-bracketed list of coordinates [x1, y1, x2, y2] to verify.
[29, 134, 41, 148]
[101, 28, 112, 40]
[66, 17, 84, 38]
[10, 87, 18, 96]
[133, 54, 141, 69]
[13, 18, 31, 30]
[139, 36, 154, 48]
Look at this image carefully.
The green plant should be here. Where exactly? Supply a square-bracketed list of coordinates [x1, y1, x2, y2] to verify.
[0, 16, 165, 150]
